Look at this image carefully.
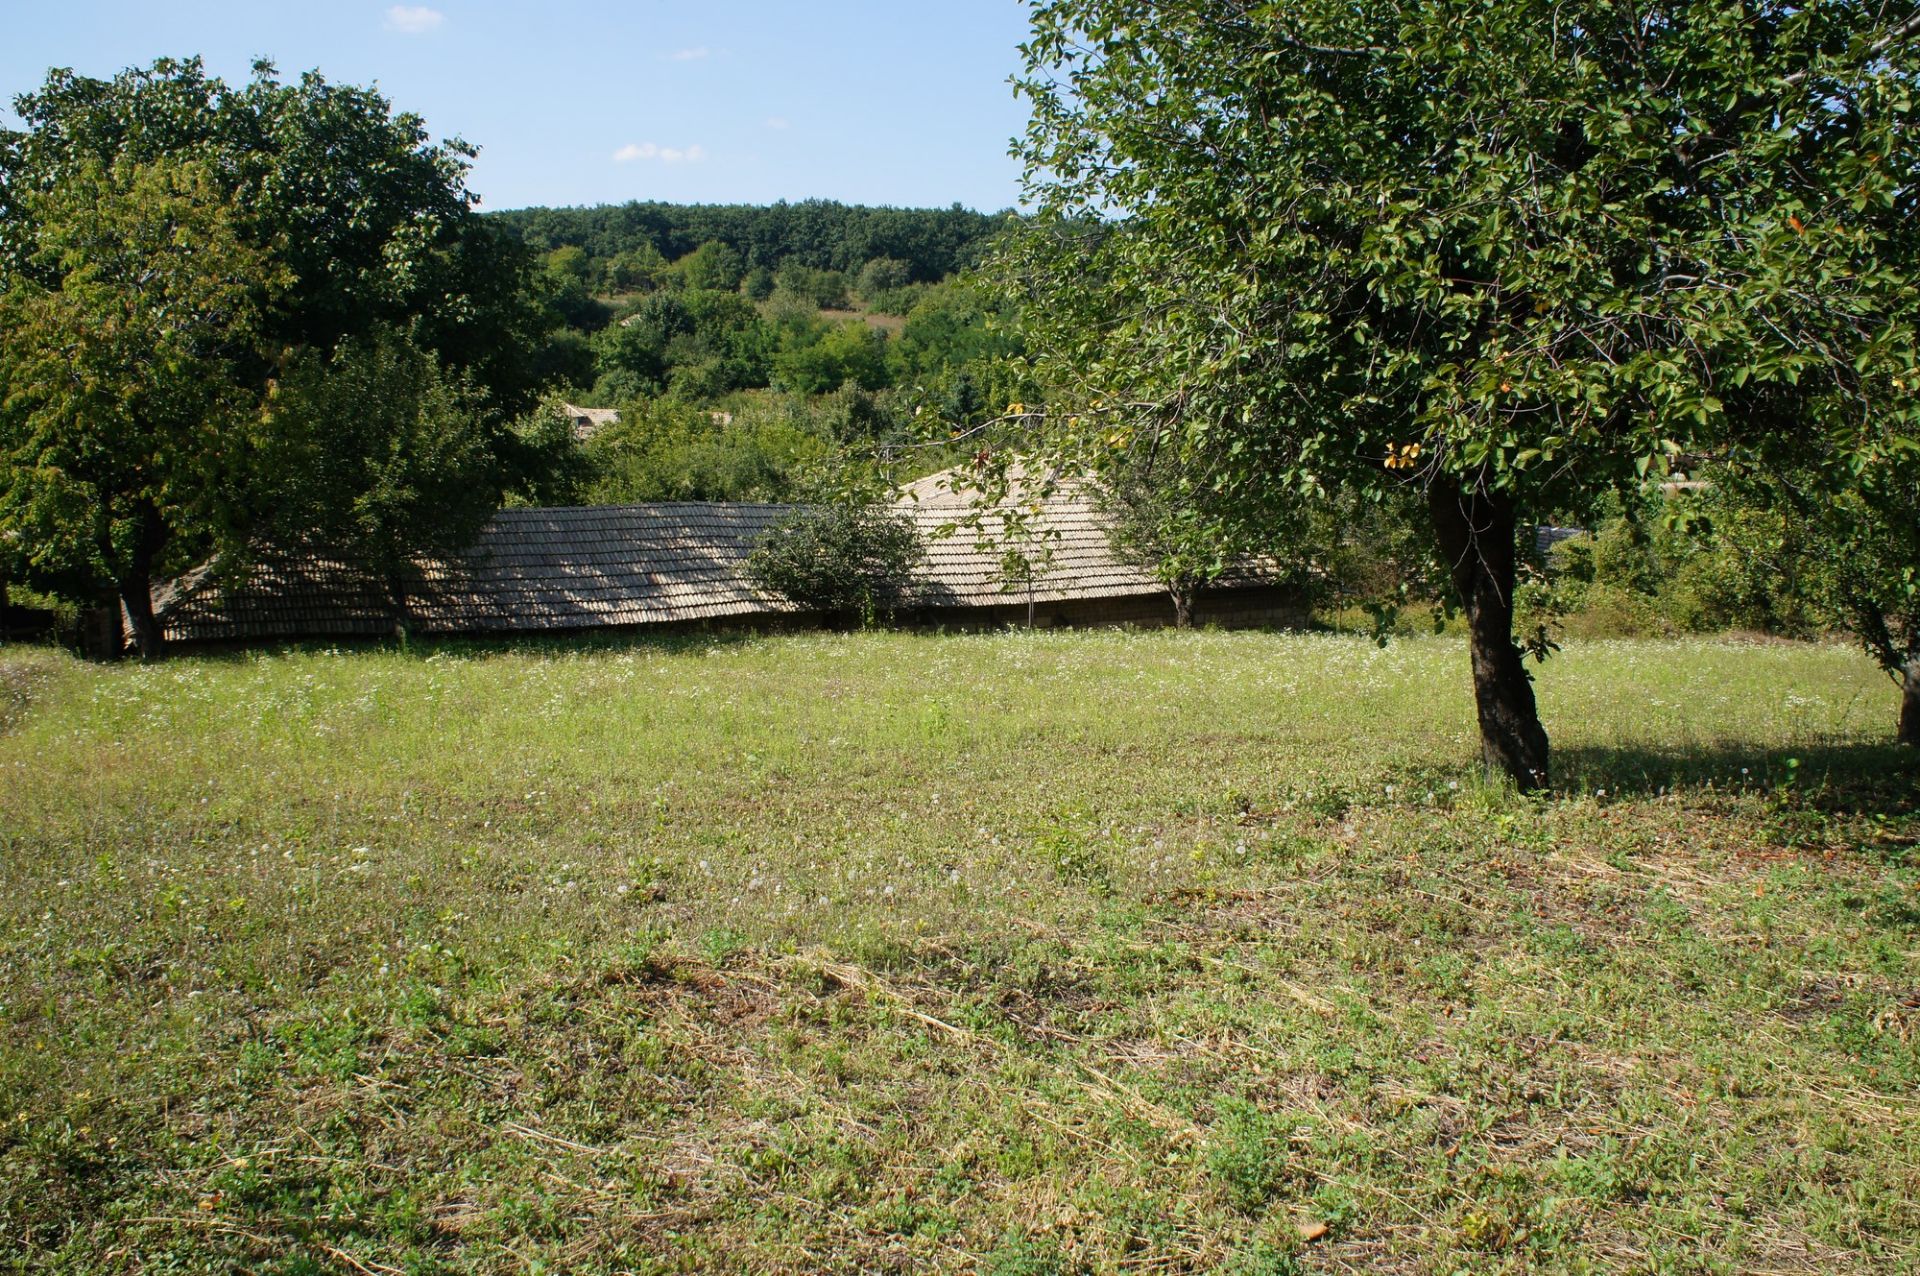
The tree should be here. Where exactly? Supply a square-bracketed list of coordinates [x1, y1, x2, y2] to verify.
[583, 401, 828, 504]
[593, 294, 694, 393]
[0, 58, 555, 653]
[775, 261, 851, 310]
[855, 256, 914, 300]
[529, 327, 597, 393]
[539, 246, 610, 330]
[254, 327, 506, 617]
[745, 503, 924, 624]
[0, 157, 284, 656]
[1013, 0, 1920, 788]
[741, 264, 776, 301]
[606, 242, 668, 292]
[1811, 470, 1920, 746]
[676, 240, 746, 293]
[773, 321, 893, 396]
[1727, 457, 1920, 744]
[5, 58, 549, 411]
[1098, 462, 1275, 628]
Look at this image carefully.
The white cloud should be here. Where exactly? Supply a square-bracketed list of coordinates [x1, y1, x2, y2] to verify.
[666, 46, 710, 62]
[384, 5, 445, 34]
[613, 142, 706, 165]
[765, 116, 790, 131]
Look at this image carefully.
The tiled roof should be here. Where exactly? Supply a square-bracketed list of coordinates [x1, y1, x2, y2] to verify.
[156, 504, 800, 643]
[901, 463, 1274, 606]
[153, 470, 1289, 643]
[910, 499, 1160, 607]
[896, 460, 1072, 509]
[561, 404, 622, 440]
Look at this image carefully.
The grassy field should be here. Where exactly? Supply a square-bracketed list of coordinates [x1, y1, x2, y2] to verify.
[1, 631, 1915, 1274]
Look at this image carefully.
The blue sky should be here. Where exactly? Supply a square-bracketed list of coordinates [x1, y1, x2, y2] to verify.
[0, 2, 1036, 212]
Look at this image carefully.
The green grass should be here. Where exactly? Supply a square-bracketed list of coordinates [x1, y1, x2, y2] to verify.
[0, 630, 1915, 1274]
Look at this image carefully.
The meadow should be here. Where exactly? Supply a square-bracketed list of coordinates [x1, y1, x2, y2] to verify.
[0, 631, 1915, 1274]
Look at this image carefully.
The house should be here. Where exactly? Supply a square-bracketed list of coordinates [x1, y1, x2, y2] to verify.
[146, 468, 1304, 646]
[562, 404, 621, 440]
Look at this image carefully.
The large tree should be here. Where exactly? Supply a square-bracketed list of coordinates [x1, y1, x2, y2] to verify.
[1724, 453, 1920, 745]
[1823, 477, 1920, 748]
[2, 58, 547, 409]
[0, 58, 552, 655]
[254, 326, 507, 615]
[1011, 0, 1919, 787]
[0, 157, 284, 655]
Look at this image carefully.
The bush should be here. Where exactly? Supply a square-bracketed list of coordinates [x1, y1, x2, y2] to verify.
[1523, 483, 1837, 641]
[583, 399, 829, 503]
[1552, 582, 1670, 640]
[744, 504, 924, 622]
[741, 264, 775, 301]
[859, 283, 928, 316]
[774, 262, 850, 310]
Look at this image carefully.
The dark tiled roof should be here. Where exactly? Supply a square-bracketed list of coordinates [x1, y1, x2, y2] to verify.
[157, 504, 799, 643]
[154, 476, 1289, 643]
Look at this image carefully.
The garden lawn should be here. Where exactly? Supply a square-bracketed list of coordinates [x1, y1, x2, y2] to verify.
[0, 630, 1915, 1274]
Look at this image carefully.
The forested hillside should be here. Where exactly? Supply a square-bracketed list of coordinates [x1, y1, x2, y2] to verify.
[492, 199, 1013, 284]
[492, 200, 1035, 506]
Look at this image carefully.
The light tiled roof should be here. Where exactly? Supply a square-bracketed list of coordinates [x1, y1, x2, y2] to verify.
[151, 555, 399, 642]
[902, 463, 1276, 605]
[895, 459, 1074, 509]
[909, 500, 1160, 607]
[153, 469, 1288, 643]
[561, 404, 622, 440]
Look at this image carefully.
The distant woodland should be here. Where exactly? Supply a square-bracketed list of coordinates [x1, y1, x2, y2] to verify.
[492, 200, 1013, 285]
[487, 200, 1036, 507]
[0, 60, 1035, 654]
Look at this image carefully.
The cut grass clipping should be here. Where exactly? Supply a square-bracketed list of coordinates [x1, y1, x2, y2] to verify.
[0, 631, 1915, 1273]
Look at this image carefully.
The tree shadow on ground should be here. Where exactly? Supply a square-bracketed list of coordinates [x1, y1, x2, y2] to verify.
[1557, 739, 1918, 815]
[402, 627, 778, 661]
[153, 625, 780, 665]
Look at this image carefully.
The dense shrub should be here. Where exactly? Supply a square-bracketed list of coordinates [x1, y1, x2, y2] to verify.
[1514, 482, 1839, 641]
[583, 400, 829, 503]
[774, 262, 851, 310]
[744, 504, 924, 622]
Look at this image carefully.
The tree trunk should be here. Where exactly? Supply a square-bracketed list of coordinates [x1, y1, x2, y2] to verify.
[80, 604, 124, 661]
[1427, 479, 1550, 791]
[117, 577, 162, 659]
[112, 501, 166, 660]
[1170, 583, 1194, 629]
[388, 575, 413, 645]
[1901, 660, 1919, 747]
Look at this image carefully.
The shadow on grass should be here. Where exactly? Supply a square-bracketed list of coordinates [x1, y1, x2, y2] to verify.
[160, 624, 784, 665]
[1558, 739, 1918, 814]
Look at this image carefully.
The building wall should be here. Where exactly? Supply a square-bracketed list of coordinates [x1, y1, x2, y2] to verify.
[154, 584, 1307, 651]
[901, 585, 1307, 632]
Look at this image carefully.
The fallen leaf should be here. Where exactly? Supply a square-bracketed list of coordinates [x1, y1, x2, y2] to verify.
[1297, 1220, 1329, 1242]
